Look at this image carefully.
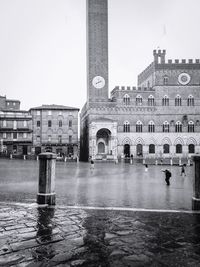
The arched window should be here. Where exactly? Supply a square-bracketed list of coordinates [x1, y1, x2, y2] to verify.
[187, 95, 194, 106]
[163, 76, 169, 85]
[176, 144, 182, 154]
[163, 144, 170, 154]
[162, 95, 169, 106]
[188, 121, 194, 132]
[188, 144, 195, 154]
[148, 95, 155, 106]
[175, 95, 182, 106]
[123, 121, 130, 132]
[149, 144, 155, 154]
[175, 121, 182, 132]
[163, 121, 169, 132]
[136, 95, 142, 106]
[123, 94, 130, 105]
[136, 121, 142, 133]
[58, 120, 62, 127]
[148, 121, 155, 132]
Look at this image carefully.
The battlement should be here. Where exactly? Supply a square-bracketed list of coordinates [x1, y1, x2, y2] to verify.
[166, 58, 200, 64]
[111, 86, 155, 94]
[138, 50, 200, 86]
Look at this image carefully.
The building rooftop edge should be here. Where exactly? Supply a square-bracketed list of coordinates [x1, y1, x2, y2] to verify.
[29, 104, 80, 111]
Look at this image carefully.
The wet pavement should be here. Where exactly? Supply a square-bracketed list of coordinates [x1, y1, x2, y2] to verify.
[0, 159, 199, 266]
[0, 159, 194, 210]
[0, 203, 200, 266]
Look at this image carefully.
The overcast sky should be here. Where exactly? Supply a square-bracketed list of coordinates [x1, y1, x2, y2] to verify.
[0, 0, 200, 110]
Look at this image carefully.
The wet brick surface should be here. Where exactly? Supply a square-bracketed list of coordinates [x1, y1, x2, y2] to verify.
[0, 203, 200, 266]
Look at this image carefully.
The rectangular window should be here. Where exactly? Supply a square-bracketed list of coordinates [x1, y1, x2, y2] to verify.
[24, 120, 27, 127]
[48, 135, 51, 142]
[37, 121, 40, 127]
[69, 120, 72, 127]
[48, 111, 52, 116]
[23, 133, 27, 139]
[13, 132, 17, 139]
[37, 111, 40, 116]
[13, 121, 17, 129]
[48, 120, 52, 127]
[59, 120, 62, 127]
[58, 135, 62, 143]
[69, 135, 72, 143]
[36, 136, 40, 142]
[3, 133, 6, 139]
[3, 120, 6, 127]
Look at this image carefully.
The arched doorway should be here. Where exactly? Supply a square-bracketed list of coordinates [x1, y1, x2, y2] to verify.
[137, 144, 143, 156]
[124, 144, 130, 158]
[98, 142, 105, 154]
[96, 128, 111, 156]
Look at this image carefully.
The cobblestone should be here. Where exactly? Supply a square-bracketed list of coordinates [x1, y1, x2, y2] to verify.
[0, 203, 200, 266]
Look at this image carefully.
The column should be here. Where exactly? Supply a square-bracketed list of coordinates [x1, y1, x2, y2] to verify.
[192, 156, 200, 210]
[37, 152, 56, 205]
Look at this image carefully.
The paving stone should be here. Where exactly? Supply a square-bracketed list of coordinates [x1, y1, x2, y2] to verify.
[48, 252, 73, 266]
[10, 239, 40, 252]
[5, 225, 26, 231]
[17, 228, 36, 234]
[0, 254, 24, 266]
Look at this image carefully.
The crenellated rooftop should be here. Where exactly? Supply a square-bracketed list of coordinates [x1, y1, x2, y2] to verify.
[111, 86, 155, 94]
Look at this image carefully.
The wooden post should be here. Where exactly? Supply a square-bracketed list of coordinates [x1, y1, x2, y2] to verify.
[192, 156, 200, 210]
[37, 152, 56, 205]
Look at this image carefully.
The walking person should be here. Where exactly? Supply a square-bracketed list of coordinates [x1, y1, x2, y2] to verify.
[162, 169, 172, 186]
[145, 164, 148, 172]
[180, 164, 186, 176]
[90, 159, 94, 170]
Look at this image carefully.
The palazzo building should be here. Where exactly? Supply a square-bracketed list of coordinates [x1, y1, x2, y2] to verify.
[0, 95, 32, 155]
[80, 0, 200, 161]
[30, 105, 79, 157]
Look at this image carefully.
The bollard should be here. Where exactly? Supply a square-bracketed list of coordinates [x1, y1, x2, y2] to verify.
[179, 158, 182, 166]
[187, 158, 190, 166]
[155, 160, 158, 165]
[10, 154, 12, 159]
[192, 156, 200, 210]
[170, 158, 173, 166]
[23, 155, 26, 160]
[37, 152, 56, 205]
[36, 156, 39, 161]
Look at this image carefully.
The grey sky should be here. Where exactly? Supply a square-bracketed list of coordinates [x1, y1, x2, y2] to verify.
[0, 0, 200, 110]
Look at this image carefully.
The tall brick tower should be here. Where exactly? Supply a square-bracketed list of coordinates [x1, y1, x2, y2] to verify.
[87, 0, 109, 102]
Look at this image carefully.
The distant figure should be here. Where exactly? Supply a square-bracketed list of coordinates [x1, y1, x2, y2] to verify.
[162, 169, 172, 186]
[180, 164, 186, 176]
[160, 159, 163, 165]
[130, 154, 133, 164]
[90, 159, 94, 170]
[145, 164, 148, 172]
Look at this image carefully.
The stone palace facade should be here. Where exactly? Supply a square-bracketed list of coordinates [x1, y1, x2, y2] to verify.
[80, 0, 200, 161]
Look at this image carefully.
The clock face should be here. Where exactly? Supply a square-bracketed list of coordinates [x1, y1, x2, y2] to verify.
[92, 76, 105, 89]
[178, 73, 191, 85]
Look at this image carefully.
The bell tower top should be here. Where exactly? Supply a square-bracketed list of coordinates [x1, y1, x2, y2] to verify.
[86, 0, 109, 102]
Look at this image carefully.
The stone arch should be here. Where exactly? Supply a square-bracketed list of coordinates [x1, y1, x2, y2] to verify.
[134, 137, 145, 145]
[57, 129, 63, 135]
[161, 137, 172, 145]
[122, 137, 132, 145]
[174, 137, 184, 145]
[148, 137, 157, 145]
[186, 137, 197, 145]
